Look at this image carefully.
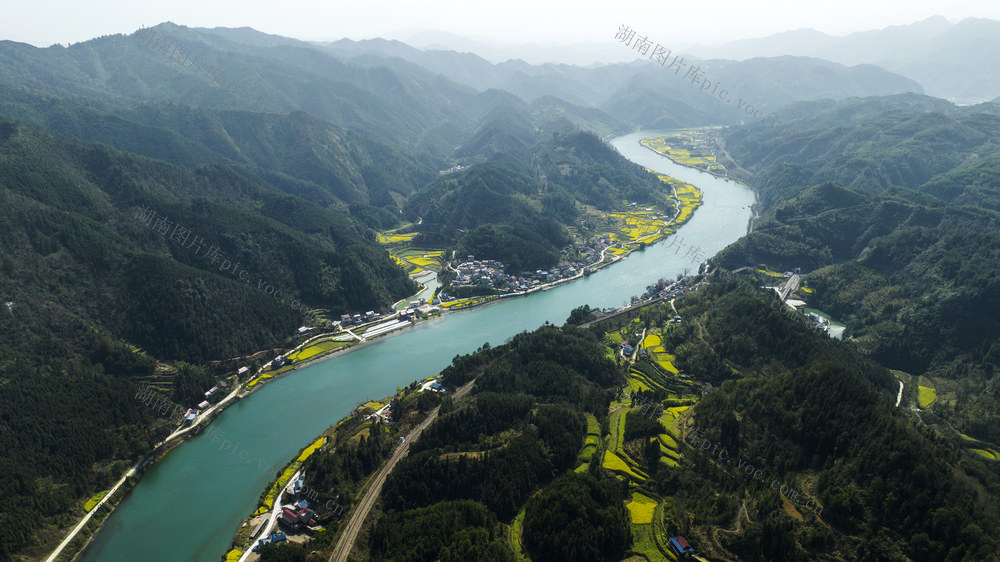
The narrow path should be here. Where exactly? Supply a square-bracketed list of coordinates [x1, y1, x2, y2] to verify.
[45, 381, 243, 562]
[713, 136, 753, 177]
[629, 328, 647, 367]
[343, 328, 366, 343]
[237, 470, 298, 562]
[44, 465, 137, 562]
[329, 379, 476, 562]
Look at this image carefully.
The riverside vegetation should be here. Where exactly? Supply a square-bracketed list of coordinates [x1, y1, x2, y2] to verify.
[2, 22, 1000, 562]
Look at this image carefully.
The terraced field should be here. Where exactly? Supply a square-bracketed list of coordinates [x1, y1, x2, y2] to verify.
[577, 413, 602, 471]
[595, 318, 711, 558]
[376, 226, 448, 277]
[375, 231, 418, 244]
[397, 249, 445, 271]
[606, 373, 685, 471]
[973, 448, 1000, 460]
[627, 491, 658, 524]
[642, 331, 681, 374]
[958, 432, 1000, 462]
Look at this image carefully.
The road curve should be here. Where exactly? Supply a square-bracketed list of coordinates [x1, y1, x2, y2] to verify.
[329, 379, 475, 562]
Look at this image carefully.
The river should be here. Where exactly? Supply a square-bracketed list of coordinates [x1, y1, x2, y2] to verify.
[79, 132, 755, 561]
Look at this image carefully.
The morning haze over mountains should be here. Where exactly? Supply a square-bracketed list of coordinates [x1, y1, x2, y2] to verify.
[3, 11, 1000, 562]
[688, 16, 1000, 104]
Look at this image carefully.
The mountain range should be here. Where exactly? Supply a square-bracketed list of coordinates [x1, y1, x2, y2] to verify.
[690, 16, 1000, 104]
[2, 19, 1000, 561]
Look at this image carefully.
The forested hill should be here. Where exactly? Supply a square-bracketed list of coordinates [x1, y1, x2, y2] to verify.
[320, 35, 924, 130]
[306, 282, 1000, 561]
[0, 85, 437, 208]
[666, 283, 1000, 561]
[713, 96, 1000, 448]
[0, 117, 418, 557]
[0, 23, 487, 157]
[719, 93, 1000, 211]
[0, 22, 926, 150]
[0, 117, 418, 356]
[0, 23, 671, 557]
[406, 131, 670, 271]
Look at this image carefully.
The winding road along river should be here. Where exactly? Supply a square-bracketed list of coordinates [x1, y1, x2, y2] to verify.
[80, 132, 755, 561]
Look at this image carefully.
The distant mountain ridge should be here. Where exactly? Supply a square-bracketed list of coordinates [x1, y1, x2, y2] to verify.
[690, 16, 1000, 103]
[317, 34, 923, 121]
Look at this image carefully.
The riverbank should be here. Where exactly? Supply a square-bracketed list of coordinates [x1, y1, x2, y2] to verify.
[44, 378, 250, 561]
[225, 377, 475, 561]
[639, 129, 759, 234]
[434, 173, 704, 314]
[55, 141, 711, 559]
[75, 132, 756, 562]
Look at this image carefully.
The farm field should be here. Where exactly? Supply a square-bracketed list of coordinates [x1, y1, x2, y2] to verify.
[396, 249, 445, 271]
[504, 508, 530, 561]
[376, 225, 447, 277]
[627, 491, 658, 524]
[285, 339, 350, 363]
[577, 413, 602, 468]
[918, 385, 938, 408]
[957, 432, 1000, 462]
[438, 295, 500, 310]
[83, 491, 108, 512]
[641, 131, 727, 174]
[972, 448, 1000, 461]
[595, 172, 702, 258]
[593, 310, 711, 559]
[375, 231, 418, 244]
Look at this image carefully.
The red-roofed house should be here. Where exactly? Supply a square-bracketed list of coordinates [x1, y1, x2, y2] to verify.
[669, 535, 695, 557]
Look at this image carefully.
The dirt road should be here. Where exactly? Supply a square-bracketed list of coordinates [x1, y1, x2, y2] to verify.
[329, 379, 475, 561]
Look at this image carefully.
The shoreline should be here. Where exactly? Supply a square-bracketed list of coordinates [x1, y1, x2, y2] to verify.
[637, 131, 759, 234]
[639, 136, 730, 181]
[51, 135, 711, 562]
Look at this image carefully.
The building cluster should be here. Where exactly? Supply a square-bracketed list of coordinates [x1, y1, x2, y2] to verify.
[625, 276, 705, 308]
[448, 255, 593, 294]
[449, 257, 513, 289]
[338, 310, 384, 327]
[368, 402, 393, 422]
[575, 236, 612, 267]
[278, 498, 318, 533]
[807, 312, 831, 333]
[419, 376, 447, 394]
[252, 474, 321, 553]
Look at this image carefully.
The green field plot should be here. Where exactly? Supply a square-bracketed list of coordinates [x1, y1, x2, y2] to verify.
[918, 385, 937, 408]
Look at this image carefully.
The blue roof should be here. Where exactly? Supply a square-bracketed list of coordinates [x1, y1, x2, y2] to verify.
[669, 536, 694, 553]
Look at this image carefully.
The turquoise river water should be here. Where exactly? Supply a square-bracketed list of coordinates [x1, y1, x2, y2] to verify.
[79, 132, 755, 561]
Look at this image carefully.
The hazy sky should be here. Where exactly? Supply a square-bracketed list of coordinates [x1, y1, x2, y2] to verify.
[3, 0, 998, 58]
